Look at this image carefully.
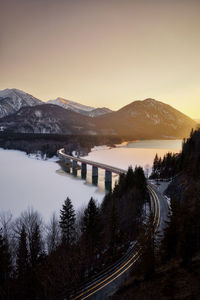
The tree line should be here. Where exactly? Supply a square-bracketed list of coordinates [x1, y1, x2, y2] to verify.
[0, 166, 148, 299]
[151, 129, 200, 180]
[0, 132, 125, 158]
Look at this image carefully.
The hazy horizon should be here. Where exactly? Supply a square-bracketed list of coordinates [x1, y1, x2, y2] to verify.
[1, 87, 199, 120]
[1, 0, 200, 118]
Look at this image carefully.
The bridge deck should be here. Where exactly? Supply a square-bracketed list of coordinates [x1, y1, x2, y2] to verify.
[58, 148, 127, 175]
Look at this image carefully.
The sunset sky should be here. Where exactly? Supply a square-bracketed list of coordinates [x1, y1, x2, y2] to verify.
[0, 0, 200, 118]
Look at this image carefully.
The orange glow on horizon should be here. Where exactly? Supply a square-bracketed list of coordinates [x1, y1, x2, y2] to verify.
[0, 0, 199, 119]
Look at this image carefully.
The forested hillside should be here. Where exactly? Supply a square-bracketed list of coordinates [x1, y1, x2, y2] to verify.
[114, 129, 200, 299]
[0, 167, 148, 299]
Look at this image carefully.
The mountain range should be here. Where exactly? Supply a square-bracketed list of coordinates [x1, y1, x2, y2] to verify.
[0, 88, 197, 138]
[0, 89, 112, 119]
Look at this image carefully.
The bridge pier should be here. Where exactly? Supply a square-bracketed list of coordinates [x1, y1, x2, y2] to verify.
[65, 157, 71, 164]
[105, 170, 112, 191]
[72, 160, 78, 176]
[105, 181, 112, 192]
[81, 163, 87, 180]
[92, 166, 98, 186]
[92, 166, 98, 177]
[92, 176, 98, 186]
[105, 170, 112, 182]
[65, 166, 70, 173]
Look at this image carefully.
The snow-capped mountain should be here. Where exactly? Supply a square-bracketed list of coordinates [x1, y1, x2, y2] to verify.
[47, 97, 112, 117]
[0, 88, 197, 138]
[0, 88, 42, 118]
[0, 89, 112, 119]
[47, 97, 94, 114]
[0, 98, 196, 138]
[0, 104, 98, 134]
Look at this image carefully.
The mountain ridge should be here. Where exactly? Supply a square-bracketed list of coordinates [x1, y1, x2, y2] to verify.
[0, 88, 42, 118]
[0, 89, 112, 118]
[0, 88, 197, 138]
[95, 98, 197, 138]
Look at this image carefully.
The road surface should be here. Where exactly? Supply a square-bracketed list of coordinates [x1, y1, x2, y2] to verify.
[69, 183, 168, 300]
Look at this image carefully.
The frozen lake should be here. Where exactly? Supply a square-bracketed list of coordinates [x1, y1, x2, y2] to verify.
[85, 139, 182, 170]
[0, 149, 104, 222]
[0, 139, 182, 222]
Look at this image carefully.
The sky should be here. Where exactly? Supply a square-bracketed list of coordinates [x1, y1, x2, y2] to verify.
[0, 0, 200, 118]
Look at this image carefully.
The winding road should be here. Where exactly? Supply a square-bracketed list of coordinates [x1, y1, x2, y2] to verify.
[69, 184, 168, 300]
[58, 151, 169, 299]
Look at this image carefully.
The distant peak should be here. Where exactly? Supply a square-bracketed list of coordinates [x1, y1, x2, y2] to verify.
[143, 98, 156, 102]
[1, 88, 25, 93]
[57, 97, 68, 103]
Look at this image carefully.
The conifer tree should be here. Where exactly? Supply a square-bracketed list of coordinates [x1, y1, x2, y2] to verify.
[152, 153, 160, 178]
[0, 230, 11, 283]
[125, 166, 135, 189]
[30, 223, 42, 267]
[108, 201, 120, 259]
[134, 166, 147, 197]
[137, 212, 157, 279]
[59, 197, 76, 246]
[82, 197, 102, 249]
[16, 225, 28, 278]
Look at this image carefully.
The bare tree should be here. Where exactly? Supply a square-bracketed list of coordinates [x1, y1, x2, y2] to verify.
[46, 212, 60, 254]
[13, 208, 44, 256]
[0, 211, 13, 239]
[0, 211, 16, 265]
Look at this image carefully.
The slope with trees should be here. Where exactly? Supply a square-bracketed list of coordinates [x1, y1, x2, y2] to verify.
[114, 129, 200, 299]
[0, 166, 148, 299]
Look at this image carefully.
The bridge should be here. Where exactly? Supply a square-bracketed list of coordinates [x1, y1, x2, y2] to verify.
[58, 148, 126, 189]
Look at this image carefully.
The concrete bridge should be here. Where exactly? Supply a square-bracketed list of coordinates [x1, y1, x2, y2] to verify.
[58, 148, 126, 189]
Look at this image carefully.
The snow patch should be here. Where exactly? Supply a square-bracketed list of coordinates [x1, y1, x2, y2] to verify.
[35, 110, 42, 118]
[165, 195, 171, 208]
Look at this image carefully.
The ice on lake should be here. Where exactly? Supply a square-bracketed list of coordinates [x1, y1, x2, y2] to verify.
[0, 139, 182, 222]
[84, 139, 182, 170]
[0, 149, 104, 222]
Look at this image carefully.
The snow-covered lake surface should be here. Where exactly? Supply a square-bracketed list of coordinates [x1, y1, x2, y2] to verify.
[85, 139, 182, 170]
[0, 139, 182, 222]
[0, 149, 104, 222]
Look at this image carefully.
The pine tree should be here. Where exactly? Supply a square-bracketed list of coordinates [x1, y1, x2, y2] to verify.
[134, 166, 147, 197]
[82, 197, 102, 250]
[82, 198, 102, 273]
[16, 225, 28, 278]
[59, 197, 76, 246]
[137, 212, 157, 279]
[108, 201, 120, 259]
[0, 230, 11, 283]
[30, 223, 42, 267]
[152, 153, 160, 178]
[125, 166, 135, 189]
